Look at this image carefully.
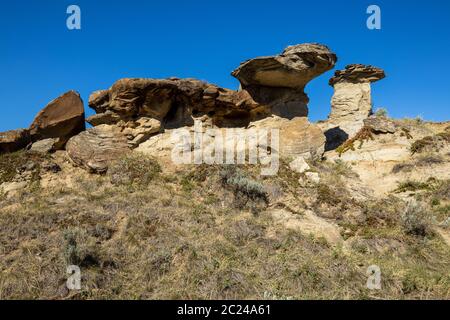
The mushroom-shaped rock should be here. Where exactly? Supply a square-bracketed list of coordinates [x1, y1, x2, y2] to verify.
[232, 43, 337, 119]
[329, 64, 385, 86]
[322, 64, 386, 150]
[29, 91, 85, 147]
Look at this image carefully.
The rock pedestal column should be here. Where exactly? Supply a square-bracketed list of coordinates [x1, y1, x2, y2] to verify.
[323, 64, 385, 150]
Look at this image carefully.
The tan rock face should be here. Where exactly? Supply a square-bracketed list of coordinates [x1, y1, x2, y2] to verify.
[66, 125, 130, 174]
[0, 129, 31, 154]
[29, 91, 85, 146]
[232, 43, 337, 119]
[250, 117, 326, 158]
[86, 78, 266, 147]
[329, 81, 372, 135]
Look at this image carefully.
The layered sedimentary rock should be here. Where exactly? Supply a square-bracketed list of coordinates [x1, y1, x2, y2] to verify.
[231, 43, 337, 118]
[249, 116, 326, 158]
[322, 64, 385, 150]
[0, 43, 338, 172]
[29, 90, 85, 147]
[87, 78, 263, 145]
[87, 78, 262, 127]
[66, 125, 130, 174]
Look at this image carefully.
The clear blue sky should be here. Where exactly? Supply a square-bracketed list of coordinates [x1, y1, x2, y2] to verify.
[1, 0, 449, 131]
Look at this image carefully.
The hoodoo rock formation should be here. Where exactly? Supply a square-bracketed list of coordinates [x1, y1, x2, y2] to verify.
[72, 43, 337, 171]
[321, 64, 385, 150]
[1, 43, 361, 172]
[231, 43, 337, 119]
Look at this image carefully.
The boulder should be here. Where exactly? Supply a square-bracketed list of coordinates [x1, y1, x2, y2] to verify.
[0, 129, 31, 154]
[289, 156, 310, 174]
[66, 125, 131, 174]
[364, 116, 397, 134]
[305, 172, 320, 183]
[232, 43, 337, 118]
[28, 138, 58, 154]
[29, 91, 85, 146]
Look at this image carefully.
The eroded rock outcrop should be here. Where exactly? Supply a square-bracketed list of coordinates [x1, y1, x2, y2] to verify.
[322, 64, 385, 150]
[364, 115, 397, 134]
[2, 43, 337, 173]
[232, 43, 337, 119]
[87, 78, 262, 131]
[84, 44, 335, 162]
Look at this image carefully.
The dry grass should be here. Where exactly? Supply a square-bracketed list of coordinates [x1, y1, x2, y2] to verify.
[0, 150, 49, 185]
[0, 153, 449, 299]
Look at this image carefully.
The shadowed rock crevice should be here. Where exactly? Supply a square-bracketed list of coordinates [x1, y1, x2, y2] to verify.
[324, 127, 349, 151]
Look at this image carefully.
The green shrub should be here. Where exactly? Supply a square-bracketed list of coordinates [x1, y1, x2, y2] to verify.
[392, 163, 414, 174]
[63, 228, 101, 268]
[410, 136, 435, 155]
[316, 183, 341, 206]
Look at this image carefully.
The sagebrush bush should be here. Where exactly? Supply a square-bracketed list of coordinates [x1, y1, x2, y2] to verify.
[220, 166, 268, 212]
[374, 108, 388, 118]
[401, 203, 433, 237]
[108, 153, 161, 187]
